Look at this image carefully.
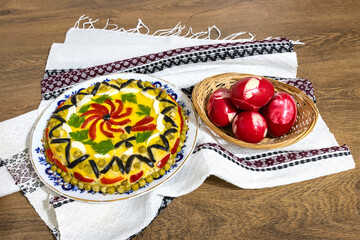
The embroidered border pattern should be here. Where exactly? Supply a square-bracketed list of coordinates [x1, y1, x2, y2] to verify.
[41, 38, 294, 100]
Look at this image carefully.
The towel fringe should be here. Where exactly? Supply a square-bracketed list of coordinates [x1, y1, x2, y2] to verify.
[72, 16, 302, 44]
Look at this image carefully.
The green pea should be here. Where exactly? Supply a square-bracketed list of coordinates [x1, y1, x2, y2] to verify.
[112, 165, 120, 172]
[180, 134, 186, 142]
[117, 185, 125, 194]
[97, 159, 106, 167]
[58, 111, 65, 117]
[154, 88, 160, 94]
[177, 146, 182, 152]
[55, 145, 62, 152]
[152, 172, 160, 179]
[92, 185, 100, 192]
[87, 86, 94, 93]
[71, 178, 79, 185]
[53, 130, 60, 137]
[146, 175, 153, 183]
[100, 85, 107, 91]
[116, 79, 124, 85]
[138, 145, 146, 153]
[61, 171, 67, 178]
[144, 81, 151, 87]
[129, 82, 136, 88]
[85, 184, 92, 191]
[77, 94, 84, 101]
[168, 157, 175, 165]
[168, 134, 174, 140]
[107, 187, 116, 194]
[120, 133, 127, 140]
[73, 150, 82, 158]
[159, 169, 165, 176]
[163, 164, 171, 171]
[77, 162, 85, 170]
[131, 183, 140, 191]
[50, 165, 57, 172]
[139, 179, 146, 187]
[165, 122, 172, 129]
[134, 162, 141, 169]
[160, 91, 167, 99]
[156, 140, 163, 145]
[101, 186, 108, 194]
[77, 182, 84, 189]
[64, 175, 71, 183]
[125, 184, 131, 192]
[121, 155, 128, 162]
[56, 168, 62, 174]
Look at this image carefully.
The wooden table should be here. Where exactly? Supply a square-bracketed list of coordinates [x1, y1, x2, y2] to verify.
[1, 0, 359, 239]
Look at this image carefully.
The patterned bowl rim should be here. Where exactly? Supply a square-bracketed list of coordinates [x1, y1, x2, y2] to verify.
[30, 72, 199, 202]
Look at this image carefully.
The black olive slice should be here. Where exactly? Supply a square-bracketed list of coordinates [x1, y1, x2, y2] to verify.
[109, 84, 120, 91]
[125, 141, 133, 149]
[155, 91, 162, 100]
[101, 81, 110, 86]
[160, 134, 169, 151]
[89, 160, 99, 178]
[114, 156, 125, 174]
[120, 79, 135, 89]
[48, 123, 63, 138]
[163, 115, 178, 128]
[159, 99, 176, 106]
[65, 142, 71, 164]
[50, 114, 66, 123]
[164, 128, 178, 136]
[126, 136, 136, 142]
[100, 157, 115, 174]
[67, 154, 90, 169]
[142, 86, 155, 92]
[135, 154, 154, 167]
[54, 104, 73, 114]
[114, 140, 125, 148]
[125, 155, 137, 174]
[161, 106, 175, 115]
[50, 138, 70, 144]
[149, 144, 167, 151]
[137, 80, 144, 89]
[91, 82, 101, 96]
[125, 126, 132, 133]
[71, 95, 77, 106]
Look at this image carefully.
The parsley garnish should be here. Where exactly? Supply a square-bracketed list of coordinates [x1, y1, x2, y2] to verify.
[121, 93, 137, 104]
[69, 130, 89, 141]
[92, 94, 112, 103]
[68, 114, 85, 128]
[135, 131, 154, 143]
[91, 139, 115, 155]
[136, 104, 151, 117]
[78, 104, 91, 113]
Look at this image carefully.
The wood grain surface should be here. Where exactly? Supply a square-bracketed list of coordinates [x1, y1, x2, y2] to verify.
[0, 0, 359, 239]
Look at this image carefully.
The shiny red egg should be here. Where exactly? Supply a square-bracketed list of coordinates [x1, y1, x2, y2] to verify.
[230, 76, 274, 111]
[207, 88, 238, 127]
[262, 92, 297, 137]
[232, 111, 268, 143]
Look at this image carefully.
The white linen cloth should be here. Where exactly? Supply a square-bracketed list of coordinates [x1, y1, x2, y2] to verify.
[0, 18, 354, 240]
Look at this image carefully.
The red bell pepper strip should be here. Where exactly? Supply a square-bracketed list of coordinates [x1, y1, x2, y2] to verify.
[178, 105, 184, 132]
[89, 118, 101, 140]
[81, 110, 105, 117]
[74, 172, 94, 183]
[133, 116, 154, 128]
[100, 121, 114, 138]
[107, 118, 131, 126]
[100, 176, 124, 185]
[157, 153, 170, 168]
[45, 127, 49, 138]
[113, 107, 132, 119]
[57, 101, 65, 109]
[105, 122, 124, 133]
[81, 115, 100, 128]
[129, 171, 143, 183]
[110, 100, 124, 118]
[131, 124, 157, 132]
[104, 99, 115, 113]
[46, 149, 68, 173]
[91, 103, 109, 114]
[171, 138, 180, 154]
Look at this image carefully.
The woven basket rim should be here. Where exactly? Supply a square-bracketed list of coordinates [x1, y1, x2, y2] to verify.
[192, 73, 319, 149]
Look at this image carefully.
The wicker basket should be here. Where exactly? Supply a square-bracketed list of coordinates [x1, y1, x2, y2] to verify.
[192, 73, 319, 149]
